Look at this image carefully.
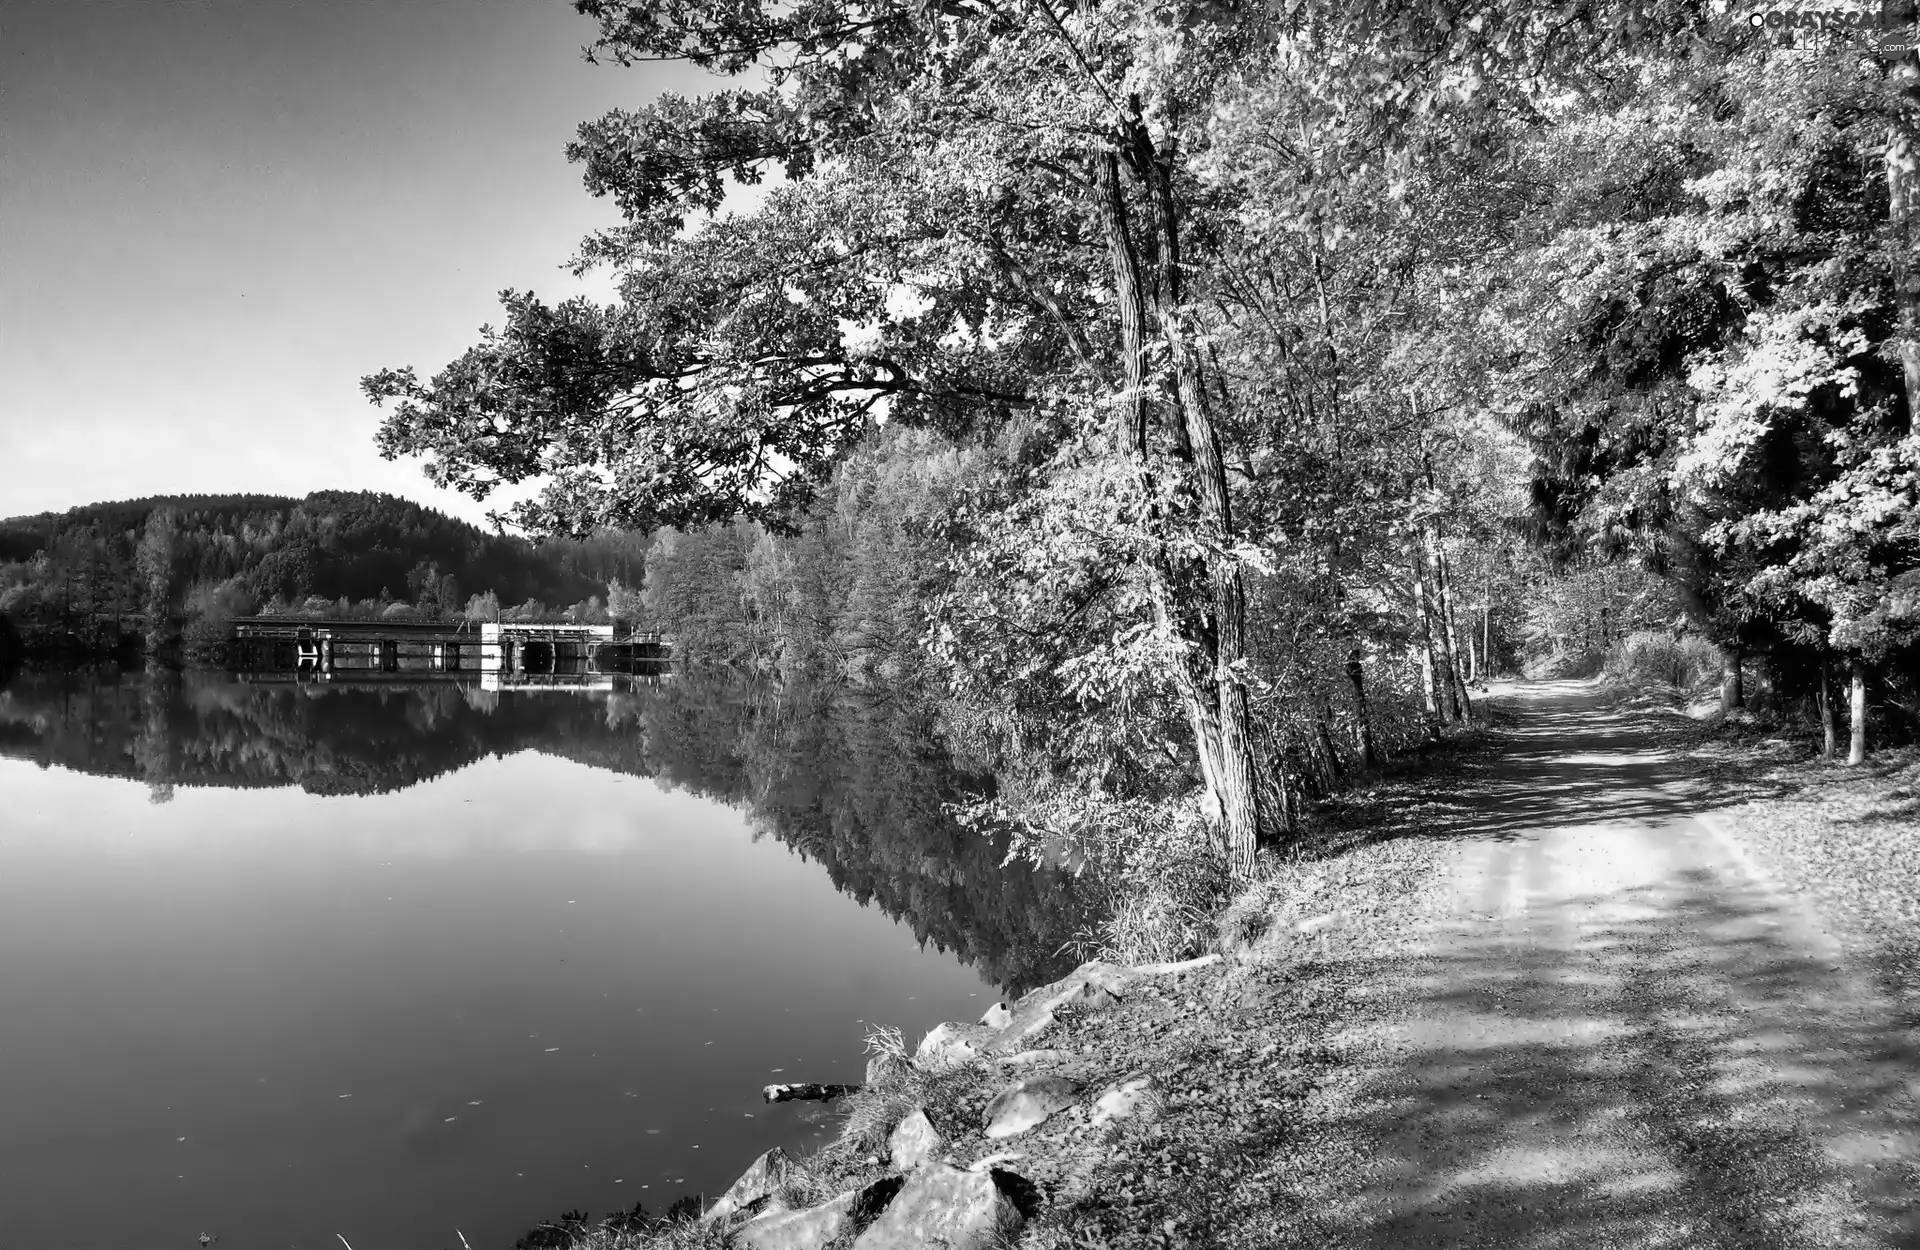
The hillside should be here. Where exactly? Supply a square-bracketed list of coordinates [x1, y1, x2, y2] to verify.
[0, 490, 647, 656]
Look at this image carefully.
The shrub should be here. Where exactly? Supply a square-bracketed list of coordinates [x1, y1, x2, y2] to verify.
[1523, 647, 1604, 679]
[1605, 631, 1722, 693]
[1085, 805, 1234, 966]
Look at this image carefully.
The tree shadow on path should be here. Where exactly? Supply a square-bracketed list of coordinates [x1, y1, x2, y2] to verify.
[1296, 681, 1920, 1249]
[1313, 680, 1809, 851]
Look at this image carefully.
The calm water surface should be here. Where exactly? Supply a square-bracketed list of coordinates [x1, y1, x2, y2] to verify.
[0, 668, 1088, 1249]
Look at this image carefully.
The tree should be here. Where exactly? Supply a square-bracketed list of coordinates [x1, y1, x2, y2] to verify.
[1485, 21, 1920, 756]
[608, 577, 645, 626]
[136, 508, 180, 651]
[367, 0, 1299, 868]
[366, 0, 1915, 871]
[464, 591, 501, 624]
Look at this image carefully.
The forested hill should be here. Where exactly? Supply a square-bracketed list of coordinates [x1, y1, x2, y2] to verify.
[0, 490, 649, 654]
[0, 494, 304, 558]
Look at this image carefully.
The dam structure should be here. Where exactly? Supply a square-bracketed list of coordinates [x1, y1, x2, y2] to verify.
[229, 618, 671, 690]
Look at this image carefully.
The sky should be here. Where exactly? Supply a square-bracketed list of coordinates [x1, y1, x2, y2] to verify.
[0, 0, 717, 528]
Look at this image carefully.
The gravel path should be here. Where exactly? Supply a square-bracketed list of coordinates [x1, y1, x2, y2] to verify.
[1315, 681, 1920, 1249]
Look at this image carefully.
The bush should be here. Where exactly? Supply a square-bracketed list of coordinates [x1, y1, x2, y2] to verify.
[957, 784, 1233, 967]
[1084, 805, 1234, 966]
[1605, 631, 1722, 693]
[1523, 647, 1605, 679]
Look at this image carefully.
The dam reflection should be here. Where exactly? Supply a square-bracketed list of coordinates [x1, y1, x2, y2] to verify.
[229, 616, 673, 687]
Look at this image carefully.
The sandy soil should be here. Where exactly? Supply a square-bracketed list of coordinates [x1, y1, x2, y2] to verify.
[1308, 681, 1920, 1249]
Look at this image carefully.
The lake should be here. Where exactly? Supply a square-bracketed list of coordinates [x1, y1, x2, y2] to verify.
[0, 666, 1091, 1249]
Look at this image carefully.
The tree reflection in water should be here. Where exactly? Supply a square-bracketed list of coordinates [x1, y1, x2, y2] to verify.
[0, 666, 1093, 993]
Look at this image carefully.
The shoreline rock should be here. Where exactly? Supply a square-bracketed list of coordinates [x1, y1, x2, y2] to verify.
[850, 1162, 1027, 1249]
[734, 1175, 904, 1250]
[699, 954, 1269, 1246]
[983, 1074, 1082, 1140]
[887, 1108, 942, 1170]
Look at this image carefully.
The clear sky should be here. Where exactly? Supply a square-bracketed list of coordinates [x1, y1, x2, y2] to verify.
[0, 0, 713, 528]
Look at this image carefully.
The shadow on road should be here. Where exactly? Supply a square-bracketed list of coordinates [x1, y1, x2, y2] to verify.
[1277, 681, 1920, 1248]
[1327, 850, 1920, 1248]
[1307, 681, 1802, 852]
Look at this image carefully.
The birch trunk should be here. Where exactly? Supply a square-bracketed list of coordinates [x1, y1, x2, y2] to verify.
[1849, 658, 1868, 766]
[1818, 657, 1837, 761]
[1412, 563, 1445, 720]
[1426, 531, 1474, 721]
[1888, 33, 1920, 413]
[1481, 598, 1492, 683]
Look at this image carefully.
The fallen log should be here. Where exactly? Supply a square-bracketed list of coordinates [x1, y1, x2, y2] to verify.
[763, 1082, 860, 1104]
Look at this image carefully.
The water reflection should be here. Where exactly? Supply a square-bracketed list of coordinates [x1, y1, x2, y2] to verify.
[0, 665, 1093, 1248]
[0, 665, 1090, 995]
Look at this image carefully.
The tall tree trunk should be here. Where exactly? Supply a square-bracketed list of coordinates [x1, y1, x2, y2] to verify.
[1412, 562, 1445, 721]
[1098, 148, 1224, 820]
[1098, 136, 1265, 876]
[1346, 646, 1379, 768]
[1721, 642, 1745, 712]
[1888, 25, 1920, 414]
[1138, 120, 1266, 874]
[1423, 529, 1471, 721]
[1315, 715, 1346, 785]
[1436, 549, 1474, 720]
[1481, 562, 1493, 683]
[1098, 151, 1152, 464]
[1848, 657, 1869, 766]
[1817, 656, 1837, 761]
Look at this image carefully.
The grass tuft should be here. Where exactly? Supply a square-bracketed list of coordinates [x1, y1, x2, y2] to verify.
[831, 1047, 980, 1159]
[1213, 890, 1276, 956]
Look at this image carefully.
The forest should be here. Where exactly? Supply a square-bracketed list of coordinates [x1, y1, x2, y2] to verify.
[0, 491, 648, 659]
[361, 0, 1919, 910]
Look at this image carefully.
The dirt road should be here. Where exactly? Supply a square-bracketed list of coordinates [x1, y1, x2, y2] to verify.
[1322, 681, 1920, 1249]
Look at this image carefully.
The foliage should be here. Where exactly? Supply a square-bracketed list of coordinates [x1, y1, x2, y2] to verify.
[607, 578, 644, 624]
[363, 0, 1920, 904]
[1481, 25, 1920, 735]
[1605, 629, 1725, 695]
[632, 425, 969, 679]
